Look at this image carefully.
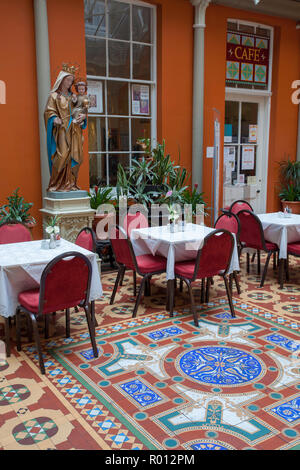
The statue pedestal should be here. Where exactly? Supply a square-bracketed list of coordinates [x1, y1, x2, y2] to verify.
[40, 191, 101, 274]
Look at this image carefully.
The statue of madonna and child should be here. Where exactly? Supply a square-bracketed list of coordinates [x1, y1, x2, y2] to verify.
[44, 65, 90, 193]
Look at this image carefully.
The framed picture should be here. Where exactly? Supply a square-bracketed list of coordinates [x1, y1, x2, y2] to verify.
[87, 80, 103, 113]
[132, 84, 150, 115]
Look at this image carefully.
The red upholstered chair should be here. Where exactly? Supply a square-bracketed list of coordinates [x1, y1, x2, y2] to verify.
[286, 242, 300, 282]
[237, 210, 279, 287]
[110, 225, 167, 317]
[170, 229, 236, 326]
[75, 227, 97, 252]
[121, 211, 149, 295]
[229, 200, 254, 215]
[0, 223, 31, 244]
[15, 252, 98, 374]
[214, 212, 241, 295]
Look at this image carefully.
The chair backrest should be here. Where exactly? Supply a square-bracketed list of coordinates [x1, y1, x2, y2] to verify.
[229, 200, 253, 215]
[123, 211, 148, 237]
[0, 223, 32, 244]
[214, 213, 240, 238]
[193, 229, 234, 280]
[236, 210, 265, 250]
[109, 225, 136, 271]
[39, 251, 92, 315]
[75, 227, 96, 252]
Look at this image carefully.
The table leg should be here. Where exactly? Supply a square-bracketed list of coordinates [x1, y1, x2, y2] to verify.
[278, 258, 284, 289]
[166, 279, 175, 313]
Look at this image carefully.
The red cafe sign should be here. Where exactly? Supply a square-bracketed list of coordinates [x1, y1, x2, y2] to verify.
[226, 31, 270, 87]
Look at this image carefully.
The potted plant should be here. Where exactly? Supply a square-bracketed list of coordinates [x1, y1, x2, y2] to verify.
[0, 188, 36, 231]
[278, 158, 300, 214]
[182, 184, 207, 223]
[88, 185, 114, 233]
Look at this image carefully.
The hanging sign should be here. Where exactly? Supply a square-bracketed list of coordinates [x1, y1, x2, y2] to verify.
[132, 84, 150, 115]
[226, 30, 270, 88]
[249, 124, 258, 143]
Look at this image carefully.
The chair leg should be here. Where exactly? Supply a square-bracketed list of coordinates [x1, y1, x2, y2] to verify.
[110, 266, 124, 305]
[187, 280, 198, 327]
[83, 305, 98, 358]
[132, 276, 147, 318]
[45, 315, 49, 339]
[16, 307, 22, 352]
[223, 275, 235, 318]
[29, 313, 45, 375]
[180, 279, 183, 292]
[4, 317, 11, 357]
[119, 267, 126, 286]
[200, 279, 205, 303]
[257, 250, 261, 275]
[65, 309, 70, 338]
[260, 251, 272, 288]
[273, 252, 277, 270]
[246, 253, 250, 273]
[233, 271, 241, 294]
[74, 306, 79, 313]
[133, 271, 137, 296]
[90, 300, 98, 328]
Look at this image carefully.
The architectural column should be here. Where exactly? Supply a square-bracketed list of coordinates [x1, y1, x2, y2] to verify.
[33, 0, 51, 198]
[190, 0, 211, 190]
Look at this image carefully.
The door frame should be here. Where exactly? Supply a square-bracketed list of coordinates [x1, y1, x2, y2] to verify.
[224, 90, 271, 213]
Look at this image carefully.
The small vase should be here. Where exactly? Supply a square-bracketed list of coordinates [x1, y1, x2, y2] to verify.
[170, 222, 175, 233]
[49, 233, 56, 249]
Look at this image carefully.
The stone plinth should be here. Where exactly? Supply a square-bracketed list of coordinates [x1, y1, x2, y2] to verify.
[40, 192, 95, 243]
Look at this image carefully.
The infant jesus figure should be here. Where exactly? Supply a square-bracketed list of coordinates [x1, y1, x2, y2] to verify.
[72, 81, 90, 123]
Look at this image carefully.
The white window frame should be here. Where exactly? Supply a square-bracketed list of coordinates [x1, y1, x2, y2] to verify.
[85, 0, 157, 186]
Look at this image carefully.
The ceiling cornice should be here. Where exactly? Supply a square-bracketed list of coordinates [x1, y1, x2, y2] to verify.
[210, 0, 300, 22]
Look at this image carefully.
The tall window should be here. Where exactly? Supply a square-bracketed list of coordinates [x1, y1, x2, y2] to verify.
[84, 0, 156, 187]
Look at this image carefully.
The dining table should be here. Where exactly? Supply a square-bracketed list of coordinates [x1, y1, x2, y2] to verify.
[0, 238, 103, 356]
[257, 212, 300, 288]
[130, 223, 240, 309]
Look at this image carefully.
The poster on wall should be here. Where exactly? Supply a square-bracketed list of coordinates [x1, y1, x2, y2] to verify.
[87, 80, 103, 113]
[241, 145, 255, 170]
[132, 84, 150, 115]
[249, 124, 258, 143]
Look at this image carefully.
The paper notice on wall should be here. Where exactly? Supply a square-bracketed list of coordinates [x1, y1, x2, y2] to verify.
[241, 146, 255, 170]
[132, 84, 150, 115]
[224, 146, 235, 164]
[206, 147, 214, 158]
[249, 125, 258, 143]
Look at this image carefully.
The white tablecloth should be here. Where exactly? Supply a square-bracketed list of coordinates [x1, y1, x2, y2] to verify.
[257, 213, 300, 259]
[131, 223, 240, 280]
[0, 238, 103, 318]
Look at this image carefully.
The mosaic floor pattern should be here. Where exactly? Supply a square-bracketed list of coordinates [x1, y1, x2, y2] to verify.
[0, 254, 300, 450]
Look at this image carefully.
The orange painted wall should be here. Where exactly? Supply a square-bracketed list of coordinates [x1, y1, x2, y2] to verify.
[0, 0, 41, 239]
[203, 4, 300, 215]
[148, 0, 194, 175]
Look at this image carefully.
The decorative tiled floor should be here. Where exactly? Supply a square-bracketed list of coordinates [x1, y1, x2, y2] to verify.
[0, 254, 300, 450]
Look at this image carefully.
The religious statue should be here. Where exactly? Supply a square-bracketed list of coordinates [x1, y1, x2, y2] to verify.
[44, 66, 87, 192]
[72, 81, 90, 123]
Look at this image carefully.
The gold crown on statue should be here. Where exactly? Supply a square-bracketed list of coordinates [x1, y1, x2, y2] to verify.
[62, 63, 80, 75]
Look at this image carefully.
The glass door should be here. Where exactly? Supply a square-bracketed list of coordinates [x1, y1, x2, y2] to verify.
[223, 94, 269, 213]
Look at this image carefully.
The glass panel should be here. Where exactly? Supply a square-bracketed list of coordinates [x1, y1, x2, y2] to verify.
[84, 0, 106, 38]
[131, 118, 151, 151]
[86, 37, 106, 76]
[89, 153, 107, 187]
[133, 44, 151, 81]
[241, 102, 258, 144]
[225, 101, 239, 144]
[108, 154, 130, 185]
[107, 81, 128, 115]
[88, 117, 106, 152]
[108, 118, 129, 151]
[132, 5, 151, 43]
[108, 40, 130, 78]
[108, 0, 130, 40]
